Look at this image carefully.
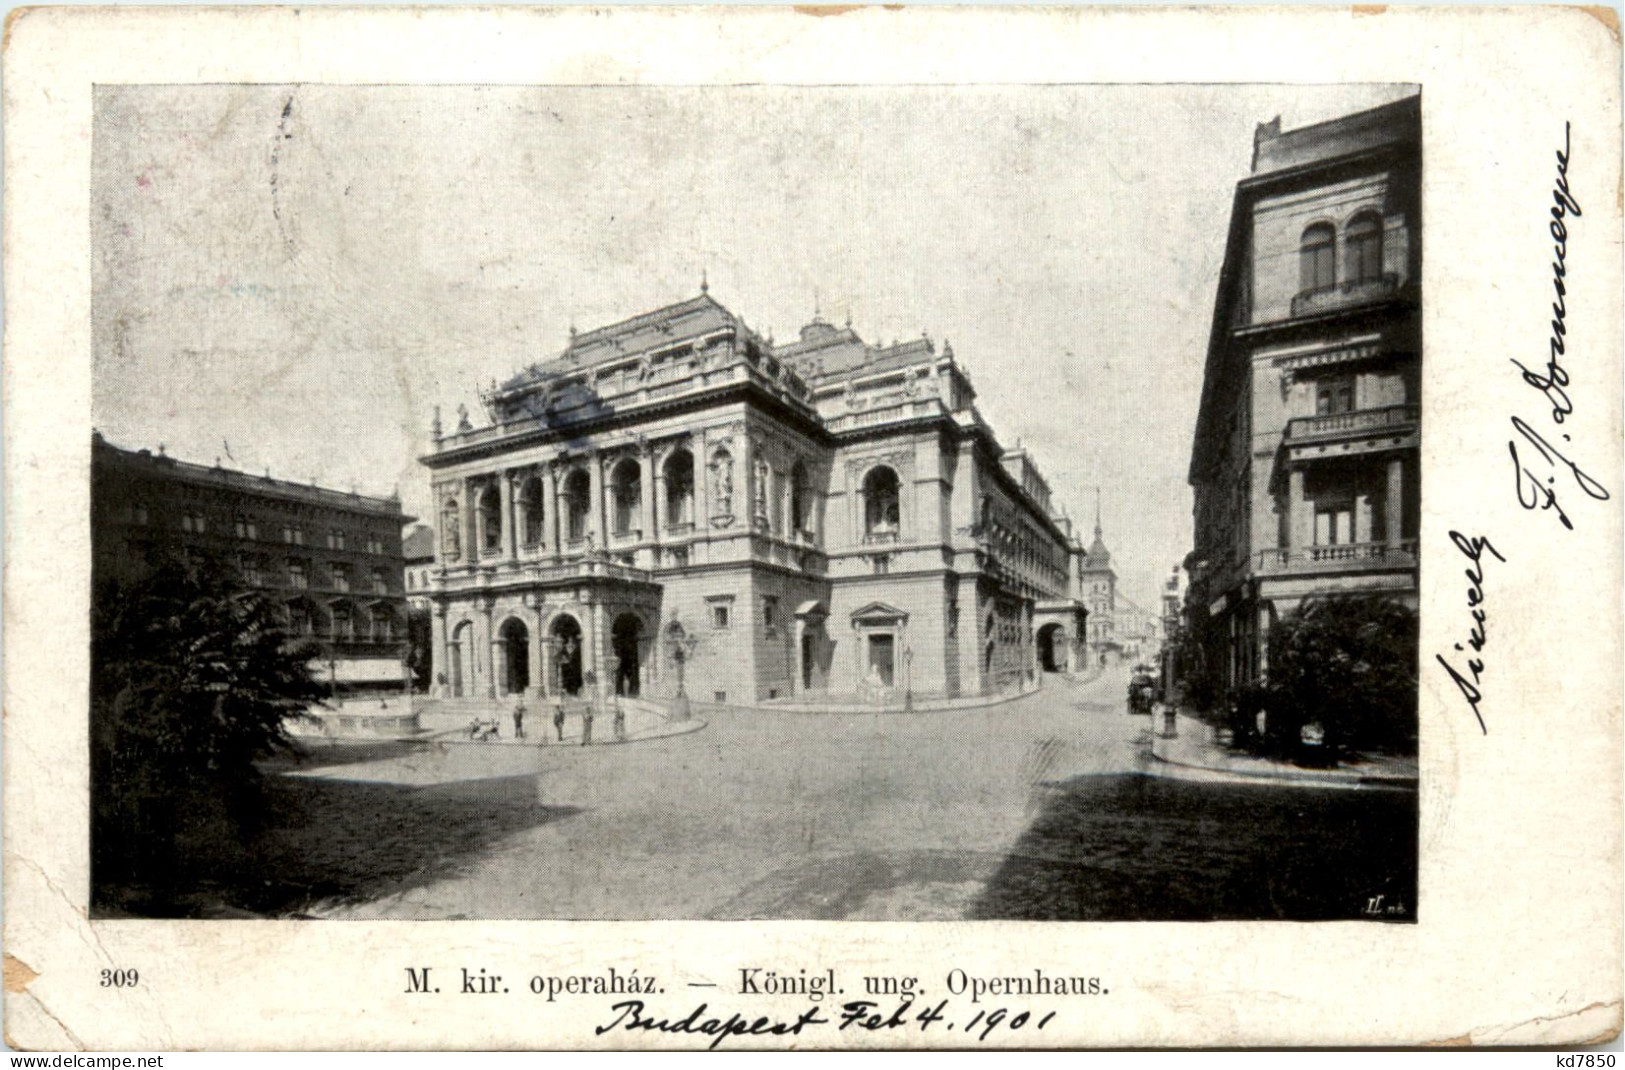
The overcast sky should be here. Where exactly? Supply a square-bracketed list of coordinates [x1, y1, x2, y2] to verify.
[93, 83, 1414, 608]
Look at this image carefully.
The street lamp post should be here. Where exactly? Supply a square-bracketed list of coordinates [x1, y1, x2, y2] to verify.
[903, 646, 913, 712]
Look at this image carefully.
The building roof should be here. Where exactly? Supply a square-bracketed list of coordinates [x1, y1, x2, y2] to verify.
[402, 523, 436, 562]
[92, 432, 408, 519]
[497, 293, 746, 394]
[1250, 94, 1420, 178]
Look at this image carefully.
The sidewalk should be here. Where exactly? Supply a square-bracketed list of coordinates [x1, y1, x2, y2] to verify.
[417, 699, 707, 747]
[752, 680, 1047, 716]
[1148, 711, 1417, 791]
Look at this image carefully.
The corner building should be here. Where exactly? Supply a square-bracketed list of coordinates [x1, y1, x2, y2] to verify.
[422, 292, 1091, 706]
[1186, 95, 1420, 692]
[91, 433, 414, 693]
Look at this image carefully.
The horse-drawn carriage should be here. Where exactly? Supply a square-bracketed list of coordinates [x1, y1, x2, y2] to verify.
[1127, 670, 1157, 714]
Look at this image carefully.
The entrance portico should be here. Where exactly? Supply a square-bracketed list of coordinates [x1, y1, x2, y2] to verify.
[431, 557, 660, 703]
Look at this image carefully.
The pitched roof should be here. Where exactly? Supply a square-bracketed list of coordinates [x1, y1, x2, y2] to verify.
[402, 523, 436, 561]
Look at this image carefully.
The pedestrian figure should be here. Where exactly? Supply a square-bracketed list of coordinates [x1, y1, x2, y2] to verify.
[552, 696, 566, 742]
[512, 697, 526, 740]
[613, 695, 626, 742]
[580, 671, 597, 746]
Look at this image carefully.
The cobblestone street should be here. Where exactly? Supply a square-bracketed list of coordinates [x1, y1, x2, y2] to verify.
[241, 667, 1416, 921]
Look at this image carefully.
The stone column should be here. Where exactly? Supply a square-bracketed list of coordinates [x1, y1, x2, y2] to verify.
[472, 481, 489, 559]
[548, 461, 564, 560]
[500, 470, 517, 561]
[478, 602, 495, 698]
[588, 449, 606, 549]
[847, 463, 862, 546]
[430, 603, 448, 697]
[639, 443, 656, 546]
[1386, 456, 1404, 548]
[696, 436, 712, 537]
[463, 477, 478, 564]
[536, 604, 553, 697]
[1288, 467, 1308, 553]
[526, 601, 544, 698]
[737, 432, 756, 532]
[587, 601, 604, 703]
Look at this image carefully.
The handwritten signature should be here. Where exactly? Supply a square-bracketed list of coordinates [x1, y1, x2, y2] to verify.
[1434, 532, 1505, 735]
[1507, 121, 1611, 530]
[1508, 416, 1611, 531]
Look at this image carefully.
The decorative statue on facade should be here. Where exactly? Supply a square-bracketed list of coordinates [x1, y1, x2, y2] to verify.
[711, 454, 734, 518]
[442, 504, 460, 556]
[456, 403, 473, 433]
[431, 405, 443, 440]
[753, 456, 769, 519]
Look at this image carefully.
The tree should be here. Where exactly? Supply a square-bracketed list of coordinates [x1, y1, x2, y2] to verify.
[406, 606, 433, 692]
[92, 559, 329, 910]
[1263, 594, 1418, 757]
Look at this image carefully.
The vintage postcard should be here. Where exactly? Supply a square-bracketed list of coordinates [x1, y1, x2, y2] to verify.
[3, 5, 1620, 1051]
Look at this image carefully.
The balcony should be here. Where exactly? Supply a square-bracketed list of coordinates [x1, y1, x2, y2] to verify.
[438, 549, 659, 591]
[1289, 273, 1400, 318]
[1286, 403, 1419, 443]
[863, 529, 900, 546]
[1255, 539, 1417, 575]
[320, 638, 409, 659]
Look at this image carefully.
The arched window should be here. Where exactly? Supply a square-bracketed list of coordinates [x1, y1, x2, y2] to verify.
[1299, 223, 1336, 292]
[564, 469, 592, 542]
[610, 458, 641, 536]
[478, 485, 502, 553]
[519, 476, 545, 546]
[331, 603, 354, 641]
[863, 466, 901, 538]
[789, 460, 809, 534]
[370, 605, 396, 642]
[1345, 212, 1384, 284]
[664, 449, 694, 528]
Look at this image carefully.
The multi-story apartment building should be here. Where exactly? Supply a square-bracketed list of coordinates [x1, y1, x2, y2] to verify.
[1186, 94, 1420, 693]
[421, 289, 1093, 705]
[91, 433, 414, 692]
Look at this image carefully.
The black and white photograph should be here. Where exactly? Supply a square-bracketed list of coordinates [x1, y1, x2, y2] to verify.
[5, 4, 1620, 1052]
[88, 82, 1421, 923]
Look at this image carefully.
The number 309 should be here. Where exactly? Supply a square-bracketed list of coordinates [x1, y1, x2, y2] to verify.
[99, 968, 139, 988]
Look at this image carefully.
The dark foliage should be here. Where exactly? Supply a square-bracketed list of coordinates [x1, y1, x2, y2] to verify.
[1261, 594, 1418, 756]
[1164, 620, 1218, 712]
[91, 559, 330, 910]
[406, 606, 433, 692]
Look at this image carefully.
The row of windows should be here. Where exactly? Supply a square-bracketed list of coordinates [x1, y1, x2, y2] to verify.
[443, 450, 821, 559]
[130, 506, 389, 553]
[1299, 213, 1385, 293]
[705, 595, 781, 633]
[282, 602, 400, 642]
[239, 557, 393, 594]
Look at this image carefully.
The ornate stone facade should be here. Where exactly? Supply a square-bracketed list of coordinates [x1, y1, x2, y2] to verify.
[421, 293, 1096, 706]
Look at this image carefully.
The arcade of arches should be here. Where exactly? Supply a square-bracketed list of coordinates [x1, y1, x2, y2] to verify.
[434, 591, 657, 701]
